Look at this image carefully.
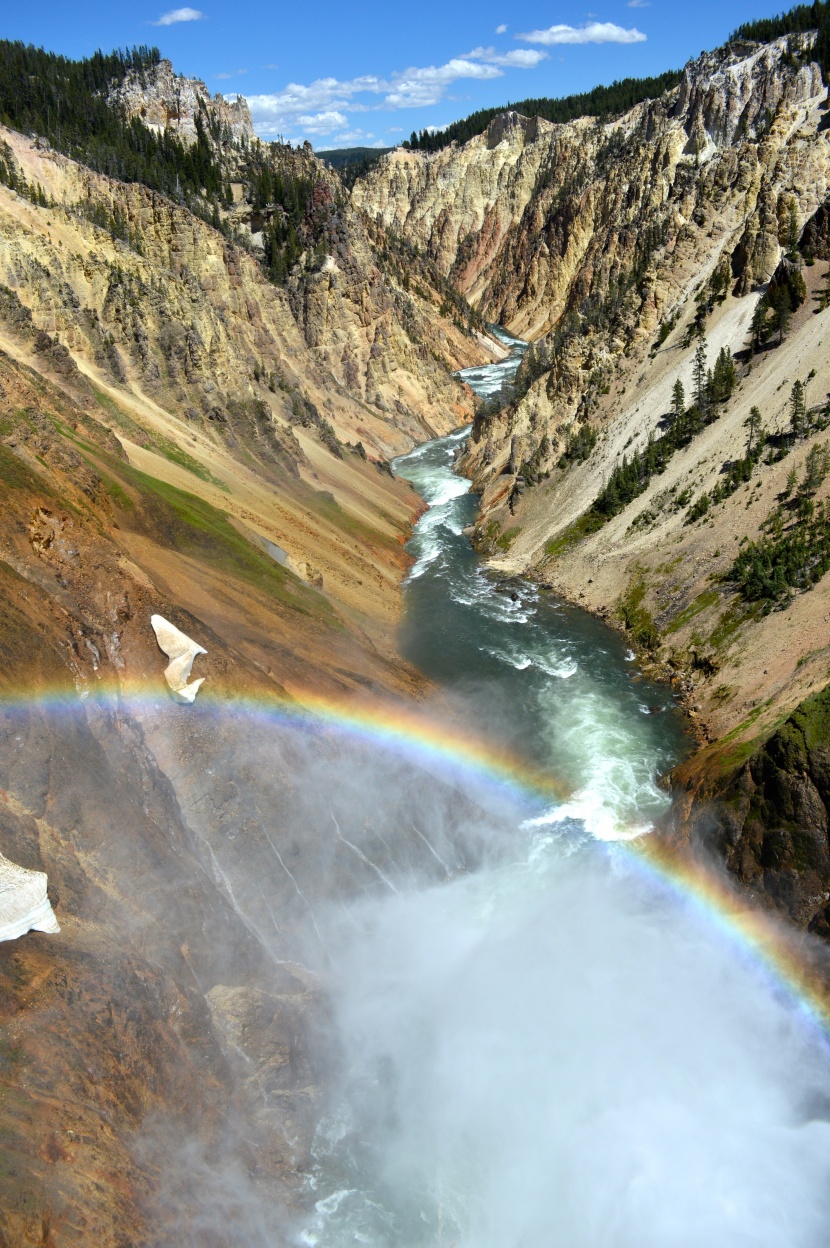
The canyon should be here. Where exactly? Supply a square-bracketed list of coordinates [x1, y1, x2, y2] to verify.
[1, 21, 830, 1243]
[358, 30, 830, 930]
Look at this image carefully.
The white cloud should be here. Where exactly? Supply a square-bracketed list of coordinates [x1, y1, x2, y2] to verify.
[295, 110, 349, 134]
[465, 45, 548, 68]
[517, 21, 647, 44]
[246, 42, 548, 140]
[627, 0, 650, 7]
[496, 23, 508, 33]
[151, 7, 205, 25]
[333, 129, 377, 143]
[383, 58, 504, 108]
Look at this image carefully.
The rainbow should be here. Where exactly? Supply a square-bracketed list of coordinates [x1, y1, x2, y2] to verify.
[2, 680, 830, 1040]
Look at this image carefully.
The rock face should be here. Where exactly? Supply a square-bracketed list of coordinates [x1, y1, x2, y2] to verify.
[0, 303, 461, 1243]
[109, 58, 254, 146]
[356, 37, 827, 341]
[0, 854, 59, 941]
[0, 124, 482, 469]
[354, 111, 555, 319]
[151, 614, 207, 702]
[670, 686, 830, 934]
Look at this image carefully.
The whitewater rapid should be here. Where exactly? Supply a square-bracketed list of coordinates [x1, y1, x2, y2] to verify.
[297, 332, 830, 1248]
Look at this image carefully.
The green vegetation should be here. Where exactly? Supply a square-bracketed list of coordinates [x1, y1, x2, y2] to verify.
[245, 156, 319, 283]
[728, 497, 830, 607]
[0, 42, 227, 202]
[684, 407, 768, 523]
[748, 263, 807, 351]
[0, 139, 50, 205]
[558, 424, 598, 468]
[317, 146, 393, 189]
[666, 589, 720, 633]
[0, 442, 53, 494]
[92, 387, 229, 488]
[110, 463, 333, 617]
[0, 41, 330, 287]
[591, 339, 736, 522]
[731, 0, 830, 77]
[73, 196, 141, 250]
[543, 511, 606, 559]
[497, 525, 521, 551]
[617, 578, 660, 651]
[402, 71, 684, 154]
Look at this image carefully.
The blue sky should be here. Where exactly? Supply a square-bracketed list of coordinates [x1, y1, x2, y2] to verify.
[5, 0, 794, 147]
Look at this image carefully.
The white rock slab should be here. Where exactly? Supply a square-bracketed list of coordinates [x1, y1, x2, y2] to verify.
[151, 614, 207, 702]
[0, 854, 60, 942]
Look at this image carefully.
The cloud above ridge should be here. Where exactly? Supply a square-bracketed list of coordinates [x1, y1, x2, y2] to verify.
[518, 20, 647, 44]
[245, 45, 546, 140]
[243, 15, 646, 145]
[151, 6, 205, 24]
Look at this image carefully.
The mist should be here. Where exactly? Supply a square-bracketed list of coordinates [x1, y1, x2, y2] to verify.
[304, 821, 830, 1248]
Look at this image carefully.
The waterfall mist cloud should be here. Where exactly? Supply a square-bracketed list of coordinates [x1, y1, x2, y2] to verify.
[74, 685, 830, 1247]
[313, 833, 830, 1247]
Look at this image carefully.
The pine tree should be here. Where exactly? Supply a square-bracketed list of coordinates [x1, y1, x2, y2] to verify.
[671, 378, 685, 427]
[803, 443, 830, 494]
[775, 285, 792, 343]
[711, 346, 736, 403]
[693, 340, 708, 415]
[750, 297, 770, 352]
[790, 379, 807, 438]
[744, 405, 763, 455]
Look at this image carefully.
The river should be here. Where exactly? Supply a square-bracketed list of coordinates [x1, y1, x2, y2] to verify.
[298, 332, 830, 1248]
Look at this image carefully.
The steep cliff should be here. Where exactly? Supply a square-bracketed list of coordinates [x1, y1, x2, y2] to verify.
[668, 685, 830, 933]
[356, 37, 827, 338]
[360, 36, 829, 720]
[108, 57, 255, 146]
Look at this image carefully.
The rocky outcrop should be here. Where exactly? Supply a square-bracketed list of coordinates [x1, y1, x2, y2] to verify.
[0, 854, 59, 941]
[151, 614, 207, 701]
[670, 686, 830, 933]
[109, 58, 254, 146]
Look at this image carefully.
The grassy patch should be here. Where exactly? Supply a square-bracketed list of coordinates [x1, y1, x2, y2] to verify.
[719, 704, 766, 744]
[543, 511, 605, 560]
[617, 578, 660, 651]
[152, 437, 229, 490]
[707, 601, 758, 652]
[310, 487, 388, 546]
[496, 525, 521, 551]
[791, 685, 830, 753]
[94, 387, 229, 490]
[666, 589, 720, 634]
[113, 465, 334, 619]
[0, 444, 53, 494]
